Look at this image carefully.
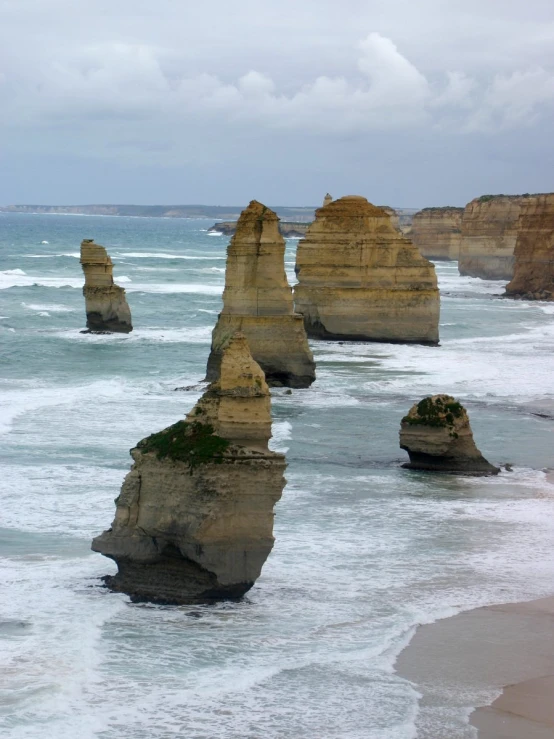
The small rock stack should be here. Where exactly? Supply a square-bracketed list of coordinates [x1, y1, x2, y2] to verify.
[80, 239, 132, 333]
[399, 395, 499, 475]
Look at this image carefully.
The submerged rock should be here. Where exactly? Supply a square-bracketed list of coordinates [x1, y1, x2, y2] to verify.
[294, 195, 439, 344]
[399, 395, 499, 475]
[80, 239, 132, 333]
[505, 194, 554, 301]
[92, 333, 287, 604]
[206, 200, 315, 388]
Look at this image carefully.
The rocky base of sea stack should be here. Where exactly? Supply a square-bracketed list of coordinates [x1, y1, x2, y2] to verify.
[400, 395, 499, 475]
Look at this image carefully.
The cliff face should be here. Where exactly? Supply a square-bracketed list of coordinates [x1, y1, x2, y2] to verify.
[80, 240, 132, 333]
[206, 200, 315, 388]
[505, 194, 554, 300]
[458, 196, 530, 280]
[400, 395, 499, 475]
[293, 195, 440, 344]
[92, 333, 287, 604]
[410, 208, 463, 260]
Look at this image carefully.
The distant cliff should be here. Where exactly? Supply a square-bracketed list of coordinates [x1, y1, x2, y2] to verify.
[505, 194, 554, 300]
[410, 207, 463, 260]
[0, 203, 316, 221]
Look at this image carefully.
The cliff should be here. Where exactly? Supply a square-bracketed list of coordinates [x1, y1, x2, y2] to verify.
[400, 395, 499, 475]
[458, 195, 531, 280]
[505, 194, 554, 300]
[92, 333, 287, 604]
[410, 207, 463, 260]
[80, 239, 132, 333]
[208, 221, 310, 238]
[293, 195, 440, 344]
[206, 200, 316, 388]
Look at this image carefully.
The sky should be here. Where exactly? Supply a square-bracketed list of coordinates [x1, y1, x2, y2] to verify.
[1, 0, 554, 207]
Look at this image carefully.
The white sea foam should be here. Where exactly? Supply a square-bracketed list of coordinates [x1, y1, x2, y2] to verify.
[22, 302, 74, 313]
[113, 252, 224, 260]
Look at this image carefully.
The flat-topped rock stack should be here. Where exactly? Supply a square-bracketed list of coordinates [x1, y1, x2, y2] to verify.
[206, 200, 315, 388]
[293, 195, 440, 344]
[505, 194, 554, 300]
[80, 239, 132, 333]
[92, 333, 287, 604]
[458, 196, 530, 280]
[410, 207, 463, 260]
[400, 395, 499, 475]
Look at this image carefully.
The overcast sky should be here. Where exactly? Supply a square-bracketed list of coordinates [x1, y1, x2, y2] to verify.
[1, 0, 554, 207]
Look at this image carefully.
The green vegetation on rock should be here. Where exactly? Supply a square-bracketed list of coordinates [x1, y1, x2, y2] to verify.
[137, 420, 230, 472]
[402, 396, 464, 428]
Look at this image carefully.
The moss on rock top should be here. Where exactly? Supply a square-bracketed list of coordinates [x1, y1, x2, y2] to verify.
[137, 420, 230, 471]
[402, 395, 464, 429]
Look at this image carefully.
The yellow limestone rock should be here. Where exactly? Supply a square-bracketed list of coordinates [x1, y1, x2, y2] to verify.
[206, 200, 316, 387]
[505, 194, 554, 300]
[410, 207, 463, 260]
[92, 333, 286, 604]
[293, 195, 440, 344]
[323, 193, 333, 207]
[80, 239, 132, 332]
[458, 196, 530, 280]
[400, 395, 499, 475]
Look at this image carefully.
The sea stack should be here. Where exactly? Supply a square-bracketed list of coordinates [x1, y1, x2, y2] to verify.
[410, 207, 463, 260]
[505, 194, 554, 300]
[206, 200, 315, 388]
[294, 195, 440, 344]
[80, 239, 132, 332]
[399, 395, 499, 475]
[458, 196, 530, 280]
[92, 333, 287, 604]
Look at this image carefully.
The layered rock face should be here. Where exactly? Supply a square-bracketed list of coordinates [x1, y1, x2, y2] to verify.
[400, 395, 499, 475]
[458, 196, 529, 280]
[410, 207, 463, 260]
[206, 200, 315, 388]
[505, 194, 554, 300]
[293, 195, 440, 344]
[92, 333, 287, 604]
[80, 239, 132, 332]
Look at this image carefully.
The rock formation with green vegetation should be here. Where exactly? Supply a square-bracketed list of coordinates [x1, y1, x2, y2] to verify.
[399, 394, 499, 475]
[92, 333, 287, 604]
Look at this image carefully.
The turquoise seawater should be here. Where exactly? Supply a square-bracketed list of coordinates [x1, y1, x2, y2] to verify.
[1, 213, 554, 738]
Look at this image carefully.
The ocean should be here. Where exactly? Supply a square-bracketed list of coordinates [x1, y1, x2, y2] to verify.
[1, 213, 553, 739]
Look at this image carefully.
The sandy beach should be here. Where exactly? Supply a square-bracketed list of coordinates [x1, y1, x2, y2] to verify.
[396, 596, 554, 738]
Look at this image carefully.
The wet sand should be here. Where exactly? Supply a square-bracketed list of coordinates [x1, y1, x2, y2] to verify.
[395, 596, 554, 738]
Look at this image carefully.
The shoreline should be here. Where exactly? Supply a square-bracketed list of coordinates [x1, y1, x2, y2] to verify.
[395, 595, 554, 738]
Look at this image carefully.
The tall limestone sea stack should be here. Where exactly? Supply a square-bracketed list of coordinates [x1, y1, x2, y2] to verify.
[400, 395, 499, 475]
[206, 200, 315, 388]
[92, 333, 287, 604]
[80, 239, 132, 332]
[294, 196, 440, 344]
[410, 207, 463, 260]
[458, 196, 529, 280]
[505, 194, 554, 300]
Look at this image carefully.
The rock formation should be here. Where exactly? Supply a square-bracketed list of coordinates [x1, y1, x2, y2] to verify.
[293, 195, 440, 344]
[80, 239, 132, 332]
[410, 207, 463, 260]
[458, 196, 530, 280]
[206, 200, 316, 388]
[380, 206, 401, 232]
[505, 194, 554, 300]
[323, 193, 333, 208]
[399, 395, 499, 475]
[92, 332, 287, 604]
